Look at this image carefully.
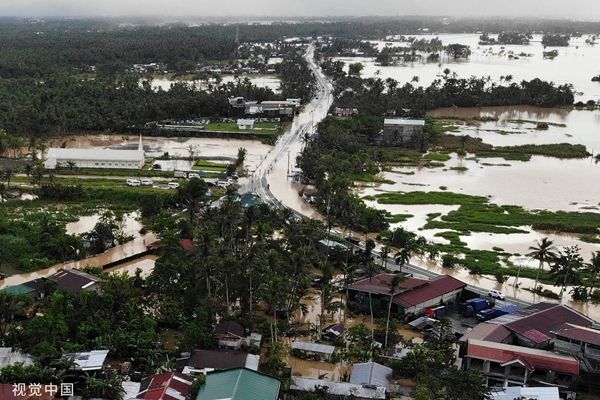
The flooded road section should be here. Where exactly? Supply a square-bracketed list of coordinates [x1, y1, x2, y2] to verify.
[334, 33, 600, 102]
[0, 211, 157, 289]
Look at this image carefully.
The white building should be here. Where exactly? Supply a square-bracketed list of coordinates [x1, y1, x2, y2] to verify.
[45, 136, 145, 170]
[237, 119, 255, 130]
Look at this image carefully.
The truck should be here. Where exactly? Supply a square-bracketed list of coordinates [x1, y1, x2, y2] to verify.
[425, 305, 446, 319]
[461, 298, 492, 317]
[476, 303, 518, 322]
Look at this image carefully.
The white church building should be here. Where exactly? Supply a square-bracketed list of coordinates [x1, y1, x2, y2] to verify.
[45, 136, 145, 170]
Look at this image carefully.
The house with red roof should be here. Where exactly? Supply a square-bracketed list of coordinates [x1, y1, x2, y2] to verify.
[464, 339, 580, 396]
[136, 372, 193, 400]
[347, 273, 466, 317]
[553, 323, 600, 373]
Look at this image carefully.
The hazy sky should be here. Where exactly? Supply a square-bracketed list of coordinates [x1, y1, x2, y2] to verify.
[1, 0, 599, 20]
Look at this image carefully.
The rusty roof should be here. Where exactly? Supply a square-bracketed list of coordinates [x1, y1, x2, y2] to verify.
[349, 274, 428, 296]
[393, 275, 466, 308]
[554, 323, 600, 347]
[467, 339, 579, 375]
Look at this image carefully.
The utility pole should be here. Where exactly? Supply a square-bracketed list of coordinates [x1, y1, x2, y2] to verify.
[287, 150, 290, 175]
[235, 26, 240, 44]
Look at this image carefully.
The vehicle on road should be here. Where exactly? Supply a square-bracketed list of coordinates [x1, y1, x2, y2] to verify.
[140, 178, 154, 186]
[126, 179, 141, 187]
[167, 182, 180, 189]
[488, 289, 506, 300]
[216, 180, 231, 189]
[345, 235, 361, 246]
[174, 171, 188, 179]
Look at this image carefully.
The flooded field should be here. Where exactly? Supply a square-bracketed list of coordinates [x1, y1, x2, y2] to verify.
[334, 33, 600, 102]
[430, 105, 600, 152]
[48, 134, 273, 172]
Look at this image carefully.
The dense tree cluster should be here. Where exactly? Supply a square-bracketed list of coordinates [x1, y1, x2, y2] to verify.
[324, 63, 575, 117]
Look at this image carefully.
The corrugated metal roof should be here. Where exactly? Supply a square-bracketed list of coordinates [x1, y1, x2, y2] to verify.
[490, 302, 594, 339]
[188, 349, 249, 370]
[554, 323, 600, 346]
[349, 362, 392, 390]
[384, 118, 425, 126]
[460, 323, 512, 343]
[136, 372, 193, 400]
[46, 148, 144, 162]
[63, 349, 109, 371]
[196, 368, 280, 400]
[467, 339, 579, 375]
[291, 341, 335, 355]
[291, 377, 386, 400]
[0, 348, 34, 369]
[349, 274, 427, 296]
[1, 284, 36, 295]
[490, 386, 559, 400]
[394, 275, 466, 308]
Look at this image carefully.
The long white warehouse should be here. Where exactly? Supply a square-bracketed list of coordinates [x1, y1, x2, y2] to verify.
[45, 138, 145, 170]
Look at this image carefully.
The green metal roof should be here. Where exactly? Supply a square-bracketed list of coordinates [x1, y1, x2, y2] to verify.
[197, 368, 280, 400]
[1, 284, 36, 295]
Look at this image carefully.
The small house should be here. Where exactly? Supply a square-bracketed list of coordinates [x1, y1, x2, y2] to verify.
[380, 119, 425, 148]
[350, 362, 392, 392]
[291, 341, 335, 361]
[49, 269, 102, 295]
[136, 372, 193, 400]
[196, 368, 280, 400]
[183, 349, 260, 374]
[237, 119, 255, 130]
[215, 321, 245, 350]
[63, 349, 109, 372]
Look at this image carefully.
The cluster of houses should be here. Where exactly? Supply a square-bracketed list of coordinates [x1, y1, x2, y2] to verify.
[1, 268, 102, 299]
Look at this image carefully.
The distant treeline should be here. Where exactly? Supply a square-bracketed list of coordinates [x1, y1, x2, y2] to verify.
[0, 17, 598, 78]
[321, 59, 575, 116]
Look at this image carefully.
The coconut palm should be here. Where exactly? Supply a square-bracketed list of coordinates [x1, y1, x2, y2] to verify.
[527, 238, 558, 292]
[384, 274, 405, 348]
[585, 252, 600, 298]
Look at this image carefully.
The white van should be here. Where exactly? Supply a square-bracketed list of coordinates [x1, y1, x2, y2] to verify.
[216, 180, 230, 189]
[140, 178, 154, 186]
[167, 182, 180, 189]
[126, 179, 141, 187]
[174, 171, 188, 179]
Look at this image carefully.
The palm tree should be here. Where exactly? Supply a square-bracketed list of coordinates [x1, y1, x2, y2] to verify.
[380, 246, 390, 269]
[65, 160, 77, 171]
[527, 238, 558, 293]
[384, 274, 404, 348]
[394, 246, 412, 273]
[585, 252, 600, 298]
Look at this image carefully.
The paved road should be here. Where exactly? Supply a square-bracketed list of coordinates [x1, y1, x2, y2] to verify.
[247, 43, 532, 308]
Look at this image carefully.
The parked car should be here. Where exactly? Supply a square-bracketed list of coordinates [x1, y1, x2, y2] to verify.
[174, 171, 188, 179]
[126, 179, 141, 187]
[216, 180, 230, 189]
[344, 235, 361, 246]
[140, 178, 154, 186]
[488, 289, 506, 300]
[167, 182, 180, 189]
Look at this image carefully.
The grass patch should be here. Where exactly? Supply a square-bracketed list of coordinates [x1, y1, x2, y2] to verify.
[350, 173, 394, 184]
[53, 167, 174, 178]
[374, 191, 600, 235]
[430, 134, 590, 161]
[423, 152, 451, 162]
[450, 166, 468, 171]
[507, 119, 567, 128]
[204, 121, 279, 135]
[580, 235, 600, 244]
[386, 213, 413, 223]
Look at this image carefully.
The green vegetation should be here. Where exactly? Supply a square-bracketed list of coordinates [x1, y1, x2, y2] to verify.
[580, 235, 600, 244]
[350, 173, 395, 184]
[386, 213, 413, 223]
[423, 152, 451, 162]
[507, 119, 566, 128]
[204, 121, 280, 135]
[374, 191, 600, 235]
